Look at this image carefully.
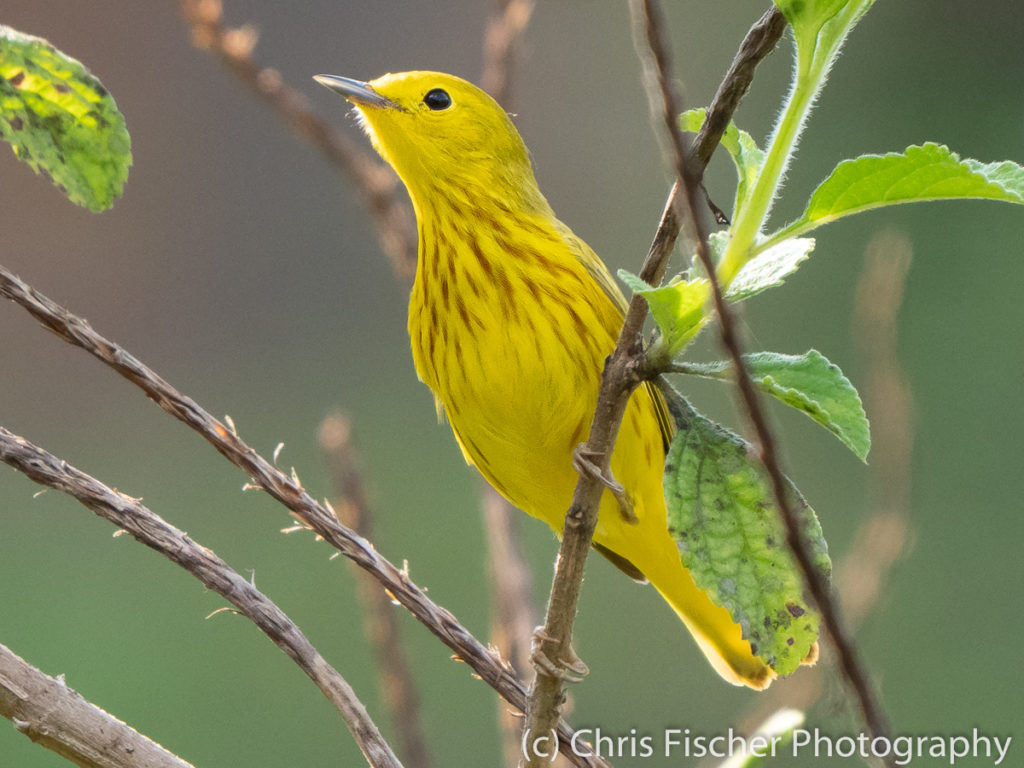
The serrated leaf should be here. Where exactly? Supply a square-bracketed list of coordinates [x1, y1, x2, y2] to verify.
[0, 26, 131, 211]
[793, 143, 1024, 233]
[664, 407, 830, 675]
[681, 108, 764, 217]
[677, 350, 870, 461]
[618, 269, 708, 357]
[748, 351, 870, 461]
[726, 237, 815, 302]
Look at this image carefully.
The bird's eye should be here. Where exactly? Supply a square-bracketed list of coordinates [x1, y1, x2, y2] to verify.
[423, 88, 452, 111]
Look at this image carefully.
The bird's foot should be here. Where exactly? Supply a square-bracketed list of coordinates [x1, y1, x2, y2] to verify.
[530, 628, 589, 683]
[572, 444, 637, 524]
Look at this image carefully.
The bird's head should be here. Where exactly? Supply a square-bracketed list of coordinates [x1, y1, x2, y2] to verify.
[315, 71, 543, 209]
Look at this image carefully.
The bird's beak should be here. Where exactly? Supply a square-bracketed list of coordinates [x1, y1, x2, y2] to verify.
[313, 74, 401, 110]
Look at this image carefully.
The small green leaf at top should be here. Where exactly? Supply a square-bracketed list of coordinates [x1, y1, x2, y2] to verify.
[619, 269, 708, 358]
[781, 143, 1024, 240]
[773, 0, 876, 69]
[680, 350, 870, 461]
[0, 26, 131, 211]
[681, 108, 764, 217]
[664, 406, 830, 675]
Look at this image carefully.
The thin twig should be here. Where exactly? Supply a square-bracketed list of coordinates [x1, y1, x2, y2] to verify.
[319, 413, 431, 768]
[481, 482, 539, 768]
[0, 427, 402, 768]
[854, 231, 914, 539]
[0, 266, 605, 768]
[641, 0, 893, 751]
[481, 0, 536, 108]
[642, 5, 787, 251]
[521, 194, 662, 766]
[521, 7, 787, 765]
[175, 0, 417, 278]
[736, 231, 914, 745]
[0, 642, 196, 768]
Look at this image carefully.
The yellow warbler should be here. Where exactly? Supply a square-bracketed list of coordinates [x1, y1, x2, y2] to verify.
[317, 71, 797, 689]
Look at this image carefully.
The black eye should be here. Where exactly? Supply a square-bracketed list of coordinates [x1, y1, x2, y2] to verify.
[423, 88, 452, 111]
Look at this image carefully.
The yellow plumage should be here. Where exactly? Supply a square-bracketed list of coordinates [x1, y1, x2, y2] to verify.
[318, 70, 795, 688]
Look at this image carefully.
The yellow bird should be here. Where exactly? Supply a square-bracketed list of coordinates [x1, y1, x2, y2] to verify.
[317, 70, 794, 689]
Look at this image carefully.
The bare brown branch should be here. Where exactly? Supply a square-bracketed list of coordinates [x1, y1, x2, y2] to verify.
[641, 5, 786, 262]
[0, 266, 604, 768]
[639, 0, 893, 752]
[0, 427, 402, 768]
[738, 231, 914, 734]
[175, 0, 417, 279]
[0, 643, 196, 768]
[521, 7, 788, 764]
[319, 413, 431, 768]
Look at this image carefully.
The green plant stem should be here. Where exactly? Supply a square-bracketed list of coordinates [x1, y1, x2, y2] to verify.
[720, 0, 876, 282]
[719, 57, 817, 286]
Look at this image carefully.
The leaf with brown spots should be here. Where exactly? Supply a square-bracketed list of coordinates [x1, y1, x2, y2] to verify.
[663, 403, 830, 676]
[0, 25, 131, 211]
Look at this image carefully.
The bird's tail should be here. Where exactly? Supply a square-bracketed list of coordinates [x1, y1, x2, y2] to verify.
[645, 543, 816, 689]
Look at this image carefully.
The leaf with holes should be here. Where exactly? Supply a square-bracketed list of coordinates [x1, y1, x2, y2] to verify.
[0, 26, 131, 211]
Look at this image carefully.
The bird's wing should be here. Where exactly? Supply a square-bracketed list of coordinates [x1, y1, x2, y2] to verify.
[567, 229, 676, 450]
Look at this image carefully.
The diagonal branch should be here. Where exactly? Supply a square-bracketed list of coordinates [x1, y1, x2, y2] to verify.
[641, 5, 786, 260]
[0, 427, 402, 768]
[740, 232, 914, 733]
[523, 6, 787, 765]
[0, 266, 606, 768]
[0, 642, 196, 768]
[175, 0, 417, 279]
[640, 0, 893, 753]
[319, 414, 431, 768]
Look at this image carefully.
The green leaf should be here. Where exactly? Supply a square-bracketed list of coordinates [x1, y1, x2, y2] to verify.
[664, 406, 830, 675]
[618, 269, 708, 357]
[0, 26, 131, 211]
[678, 350, 870, 461]
[725, 236, 815, 302]
[773, 0, 876, 70]
[786, 143, 1024, 236]
[680, 108, 764, 217]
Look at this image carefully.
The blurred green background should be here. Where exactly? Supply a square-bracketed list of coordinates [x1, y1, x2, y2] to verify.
[2, 1, 1021, 766]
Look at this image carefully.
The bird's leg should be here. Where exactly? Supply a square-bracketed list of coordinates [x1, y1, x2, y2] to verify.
[572, 444, 638, 524]
[530, 627, 589, 682]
